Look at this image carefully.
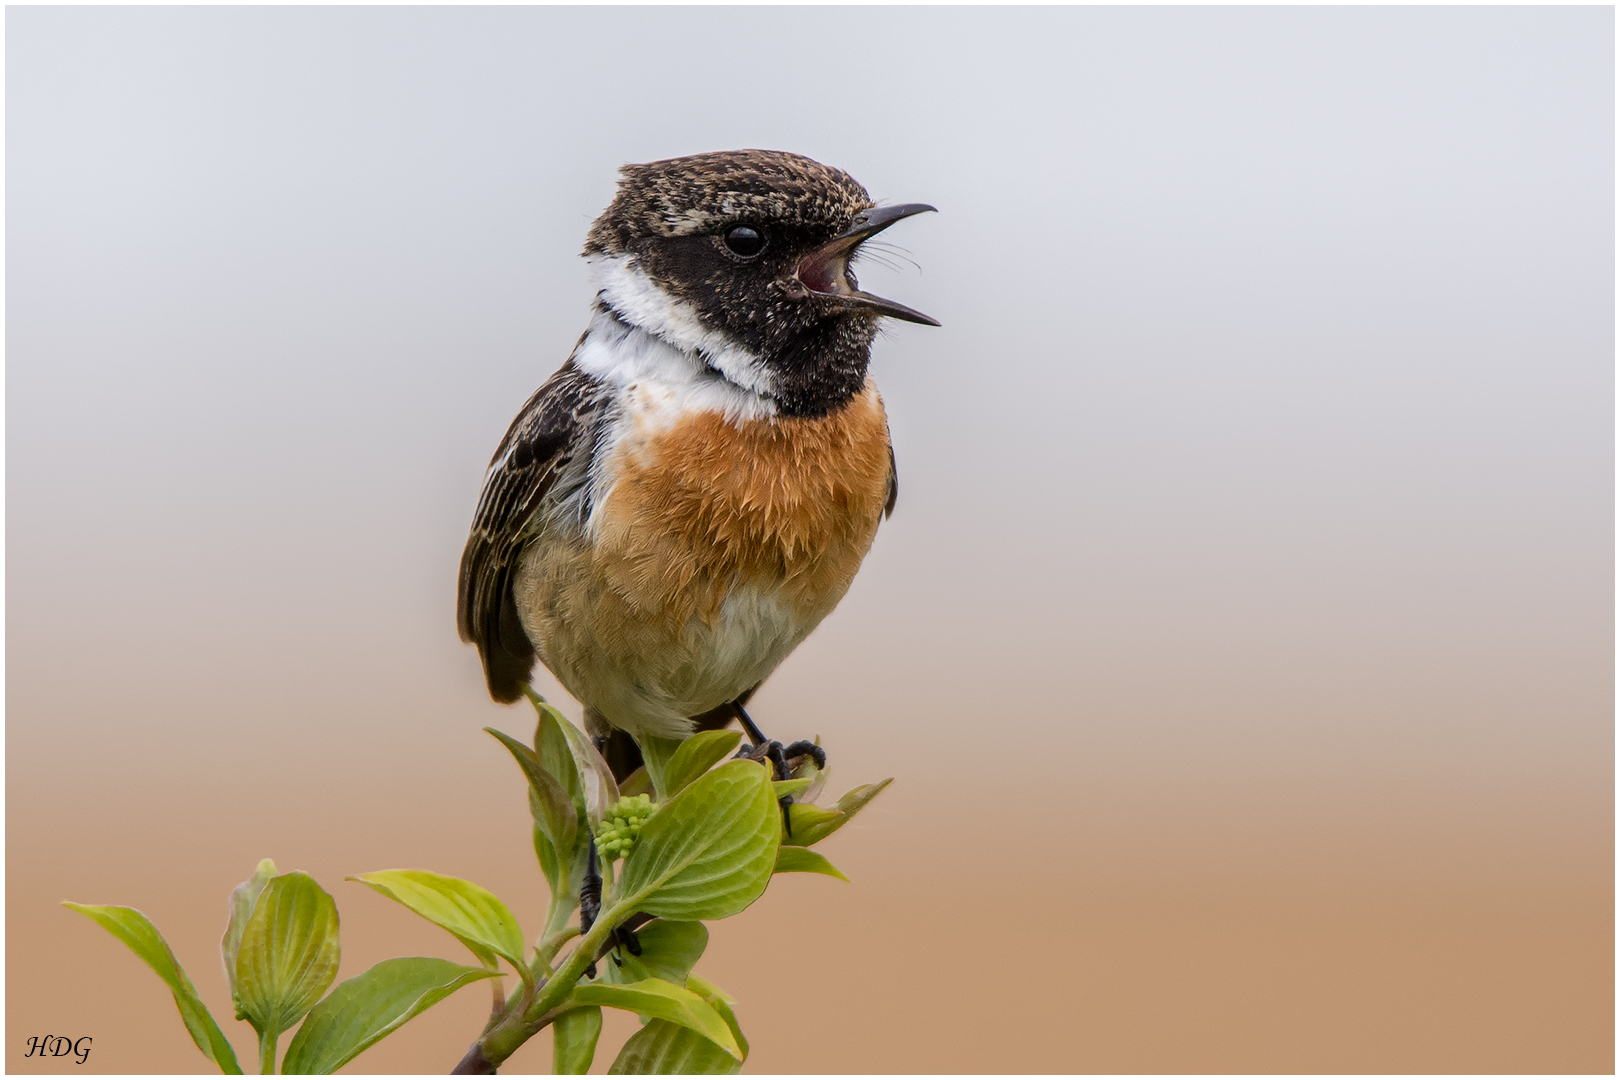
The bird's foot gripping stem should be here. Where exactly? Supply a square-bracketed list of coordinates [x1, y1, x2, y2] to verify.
[729, 703, 827, 837]
[580, 834, 602, 980]
[579, 843, 645, 976]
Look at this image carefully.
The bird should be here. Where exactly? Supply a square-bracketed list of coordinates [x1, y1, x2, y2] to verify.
[456, 149, 937, 792]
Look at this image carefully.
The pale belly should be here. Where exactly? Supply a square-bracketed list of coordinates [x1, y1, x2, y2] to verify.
[512, 381, 893, 739]
[515, 539, 847, 739]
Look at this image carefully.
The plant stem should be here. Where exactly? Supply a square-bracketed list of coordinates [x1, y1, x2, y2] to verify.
[599, 855, 617, 909]
[535, 924, 581, 974]
[486, 971, 507, 1025]
[538, 894, 577, 962]
[258, 1030, 278, 1075]
[471, 896, 632, 1068]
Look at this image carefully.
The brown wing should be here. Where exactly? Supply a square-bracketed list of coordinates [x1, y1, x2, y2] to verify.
[457, 357, 608, 702]
[884, 438, 898, 518]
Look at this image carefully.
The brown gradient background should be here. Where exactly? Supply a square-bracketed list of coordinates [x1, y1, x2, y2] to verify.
[7, 6, 1613, 1074]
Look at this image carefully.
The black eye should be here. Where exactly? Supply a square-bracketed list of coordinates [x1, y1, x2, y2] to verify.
[722, 224, 767, 258]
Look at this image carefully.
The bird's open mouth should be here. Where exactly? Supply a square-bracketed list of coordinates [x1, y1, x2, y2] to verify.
[793, 203, 940, 326]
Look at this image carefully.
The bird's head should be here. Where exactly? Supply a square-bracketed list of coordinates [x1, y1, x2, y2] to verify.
[583, 149, 936, 417]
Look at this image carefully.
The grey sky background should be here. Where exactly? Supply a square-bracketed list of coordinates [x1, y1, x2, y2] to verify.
[8, 7, 1613, 1072]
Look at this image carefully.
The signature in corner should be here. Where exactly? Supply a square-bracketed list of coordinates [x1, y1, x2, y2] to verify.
[23, 1036, 92, 1064]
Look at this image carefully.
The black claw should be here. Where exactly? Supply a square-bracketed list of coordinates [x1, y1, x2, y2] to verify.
[781, 739, 826, 769]
[724, 698, 829, 842]
[608, 924, 643, 962]
[763, 741, 790, 782]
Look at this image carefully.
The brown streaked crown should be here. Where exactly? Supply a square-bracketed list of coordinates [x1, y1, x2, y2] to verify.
[584, 150, 873, 254]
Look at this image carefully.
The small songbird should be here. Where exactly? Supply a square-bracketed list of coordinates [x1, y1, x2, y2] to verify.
[457, 149, 936, 785]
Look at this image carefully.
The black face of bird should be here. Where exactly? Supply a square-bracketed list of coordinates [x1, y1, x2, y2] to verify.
[583, 149, 937, 418]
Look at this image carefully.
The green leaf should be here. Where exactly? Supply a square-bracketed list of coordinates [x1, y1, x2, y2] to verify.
[222, 858, 278, 995]
[551, 713, 620, 826]
[488, 728, 579, 870]
[610, 974, 748, 1074]
[615, 760, 779, 921]
[280, 957, 497, 1074]
[608, 1021, 741, 1075]
[774, 846, 850, 881]
[551, 1005, 603, 1075]
[662, 731, 743, 799]
[790, 779, 893, 847]
[785, 802, 843, 843]
[636, 735, 684, 801]
[771, 778, 811, 801]
[793, 753, 829, 806]
[618, 766, 653, 799]
[351, 870, 525, 973]
[233, 872, 341, 1040]
[528, 706, 595, 905]
[532, 700, 587, 815]
[686, 974, 748, 1061]
[64, 903, 243, 1074]
[533, 825, 562, 903]
[602, 919, 708, 987]
[573, 979, 742, 1060]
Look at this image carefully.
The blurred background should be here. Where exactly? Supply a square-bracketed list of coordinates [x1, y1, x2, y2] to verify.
[7, 6, 1612, 1073]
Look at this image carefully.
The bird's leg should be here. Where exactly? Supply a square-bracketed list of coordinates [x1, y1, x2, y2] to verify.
[579, 734, 612, 980]
[584, 837, 642, 972]
[729, 701, 827, 838]
[580, 835, 601, 980]
[733, 704, 770, 750]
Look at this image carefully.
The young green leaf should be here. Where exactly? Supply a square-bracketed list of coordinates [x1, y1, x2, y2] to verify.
[774, 846, 850, 881]
[615, 760, 779, 921]
[531, 700, 586, 808]
[607, 1021, 742, 1075]
[551, 1005, 603, 1075]
[279, 957, 497, 1074]
[636, 735, 684, 801]
[618, 766, 653, 799]
[789, 778, 893, 847]
[528, 700, 584, 804]
[572, 979, 742, 1060]
[233, 872, 341, 1041]
[686, 974, 748, 1061]
[795, 754, 828, 806]
[551, 712, 620, 826]
[771, 778, 811, 801]
[602, 919, 708, 987]
[350, 870, 525, 973]
[533, 824, 563, 902]
[488, 728, 579, 864]
[222, 858, 278, 994]
[63, 903, 243, 1074]
[785, 802, 844, 841]
[661, 730, 743, 799]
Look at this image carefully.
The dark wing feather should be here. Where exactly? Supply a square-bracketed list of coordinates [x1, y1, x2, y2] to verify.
[884, 437, 898, 518]
[458, 357, 606, 702]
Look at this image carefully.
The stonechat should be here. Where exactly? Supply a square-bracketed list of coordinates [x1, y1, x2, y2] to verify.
[458, 149, 936, 786]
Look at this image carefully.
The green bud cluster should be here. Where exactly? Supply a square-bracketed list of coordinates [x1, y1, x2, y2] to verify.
[594, 794, 656, 860]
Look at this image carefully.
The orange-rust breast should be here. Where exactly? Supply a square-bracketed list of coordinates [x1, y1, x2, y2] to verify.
[593, 379, 893, 630]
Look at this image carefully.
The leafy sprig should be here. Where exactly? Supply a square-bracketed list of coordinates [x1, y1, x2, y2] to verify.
[65, 695, 889, 1073]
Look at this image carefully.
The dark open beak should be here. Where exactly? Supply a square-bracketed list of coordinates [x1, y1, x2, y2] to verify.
[794, 203, 940, 326]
